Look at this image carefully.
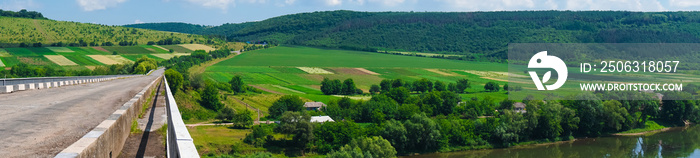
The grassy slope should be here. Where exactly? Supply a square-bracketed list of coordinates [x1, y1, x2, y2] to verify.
[205, 45, 509, 103]
[0, 16, 213, 47]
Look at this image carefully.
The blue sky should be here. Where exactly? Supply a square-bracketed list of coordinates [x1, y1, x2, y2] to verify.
[1, 0, 700, 26]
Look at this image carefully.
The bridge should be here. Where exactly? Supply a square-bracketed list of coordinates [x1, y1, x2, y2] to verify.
[0, 68, 198, 158]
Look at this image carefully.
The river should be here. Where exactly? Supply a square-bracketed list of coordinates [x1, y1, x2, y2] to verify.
[406, 125, 700, 158]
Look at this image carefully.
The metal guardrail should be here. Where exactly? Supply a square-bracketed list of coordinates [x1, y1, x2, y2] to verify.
[163, 76, 200, 158]
[1, 74, 137, 86]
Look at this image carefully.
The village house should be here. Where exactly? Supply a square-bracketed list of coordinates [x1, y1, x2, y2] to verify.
[304, 102, 327, 111]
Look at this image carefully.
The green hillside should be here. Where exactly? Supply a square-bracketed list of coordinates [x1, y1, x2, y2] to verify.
[0, 10, 221, 48]
[127, 10, 700, 60]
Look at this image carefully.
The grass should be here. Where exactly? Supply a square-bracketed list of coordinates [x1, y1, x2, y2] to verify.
[139, 45, 171, 54]
[0, 48, 10, 57]
[202, 45, 513, 104]
[0, 16, 211, 48]
[217, 45, 507, 70]
[102, 46, 153, 54]
[616, 120, 667, 134]
[1, 57, 20, 67]
[26, 47, 58, 55]
[161, 44, 195, 53]
[5, 48, 37, 56]
[63, 55, 104, 65]
[189, 125, 258, 155]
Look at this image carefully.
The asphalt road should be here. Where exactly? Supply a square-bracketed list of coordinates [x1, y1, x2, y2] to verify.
[0, 69, 163, 158]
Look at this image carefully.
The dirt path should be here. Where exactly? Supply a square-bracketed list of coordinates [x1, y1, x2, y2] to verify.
[0, 69, 163, 158]
[233, 97, 261, 122]
[188, 51, 240, 77]
[248, 85, 283, 94]
[119, 80, 167, 157]
[33, 19, 54, 44]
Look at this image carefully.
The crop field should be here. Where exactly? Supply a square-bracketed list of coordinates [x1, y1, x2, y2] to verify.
[44, 55, 78, 66]
[205, 45, 511, 102]
[102, 46, 154, 54]
[0, 45, 206, 67]
[46, 47, 74, 53]
[180, 44, 216, 52]
[0, 49, 9, 57]
[160, 45, 193, 53]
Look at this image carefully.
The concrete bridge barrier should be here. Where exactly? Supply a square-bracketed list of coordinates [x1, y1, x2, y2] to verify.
[164, 76, 200, 158]
[55, 75, 162, 158]
[1, 85, 12, 93]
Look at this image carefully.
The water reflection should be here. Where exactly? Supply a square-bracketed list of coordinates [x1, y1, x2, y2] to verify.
[405, 125, 700, 158]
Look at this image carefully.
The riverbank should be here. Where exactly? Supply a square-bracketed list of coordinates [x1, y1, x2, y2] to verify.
[612, 121, 670, 136]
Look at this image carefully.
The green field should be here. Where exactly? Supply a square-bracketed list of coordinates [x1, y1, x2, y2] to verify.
[160, 45, 194, 53]
[0, 45, 203, 67]
[204, 45, 510, 103]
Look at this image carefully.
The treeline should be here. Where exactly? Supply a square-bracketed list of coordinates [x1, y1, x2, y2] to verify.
[0, 56, 157, 78]
[241, 78, 700, 157]
[161, 49, 232, 92]
[0, 9, 46, 19]
[132, 10, 700, 63]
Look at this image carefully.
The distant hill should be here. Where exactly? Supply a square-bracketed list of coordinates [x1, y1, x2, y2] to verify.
[0, 10, 219, 48]
[126, 10, 700, 60]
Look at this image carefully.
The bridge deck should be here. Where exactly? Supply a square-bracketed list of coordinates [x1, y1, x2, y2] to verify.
[0, 69, 164, 158]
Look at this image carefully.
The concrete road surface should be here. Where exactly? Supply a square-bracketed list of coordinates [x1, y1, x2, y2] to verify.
[0, 69, 163, 158]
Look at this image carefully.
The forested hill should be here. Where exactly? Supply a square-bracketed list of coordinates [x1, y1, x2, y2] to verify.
[127, 10, 700, 57]
[0, 10, 217, 48]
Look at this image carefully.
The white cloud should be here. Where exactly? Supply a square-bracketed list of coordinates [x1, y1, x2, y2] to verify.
[669, 0, 700, 7]
[186, 0, 235, 10]
[323, 0, 342, 6]
[565, 0, 665, 11]
[369, 0, 405, 6]
[437, 0, 535, 11]
[134, 19, 144, 24]
[76, 0, 127, 11]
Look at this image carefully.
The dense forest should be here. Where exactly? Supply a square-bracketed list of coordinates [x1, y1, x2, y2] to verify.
[125, 10, 700, 62]
[0, 9, 46, 19]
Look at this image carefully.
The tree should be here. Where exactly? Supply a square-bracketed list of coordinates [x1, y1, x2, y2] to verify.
[660, 91, 697, 125]
[164, 69, 183, 93]
[455, 79, 470, 93]
[381, 119, 408, 152]
[229, 75, 245, 94]
[498, 98, 515, 110]
[602, 100, 632, 132]
[369, 84, 380, 95]
[268, 95, 305, 119]
[315, 121, 363, 153]
[216, 107, 236, 123]
[437, 91, 461, 116]
[327, 136, 397, 158]
[434, 81, 446, 91]
[386, 87, 410, 104]
[200, 84, 223, 110]
[573, 93, 604, 136]
[412, 78, 433, 93]
[503, 83, 509, 91]
[321, 78, 334, 95]
[484, 81, 500, 92]
[404, 113, 442, 152]
[275, 111, 314, 155]
[494, 110, 526, 147]
[380, 79, 393, 92]
[132, 56, 157, 74]
[244, 124, 274, 147]
[233, 109, 254, 128]
[447, 82, 458, 93]
[342, 78, 357, 95]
